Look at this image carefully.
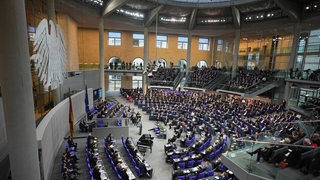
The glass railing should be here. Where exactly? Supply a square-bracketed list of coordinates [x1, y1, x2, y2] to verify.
[225, 132, 320, 180]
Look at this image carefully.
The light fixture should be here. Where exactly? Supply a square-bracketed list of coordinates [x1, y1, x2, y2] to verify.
[115, 8, 144, 19]
[160, 16, 186, 23]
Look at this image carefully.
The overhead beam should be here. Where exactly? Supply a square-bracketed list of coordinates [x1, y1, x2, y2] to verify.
[231, 6, 240, 28]
[188, 8, 198, 30]
[102, 0, 129, 17]
[273, 0, 301, 21]
[144, 5, 164, 27]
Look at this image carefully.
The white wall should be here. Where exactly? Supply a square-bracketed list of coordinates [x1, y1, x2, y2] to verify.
[36, 89, 93, 180]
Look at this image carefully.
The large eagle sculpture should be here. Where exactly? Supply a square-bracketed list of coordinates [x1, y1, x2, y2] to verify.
[30, 18, 66, 91]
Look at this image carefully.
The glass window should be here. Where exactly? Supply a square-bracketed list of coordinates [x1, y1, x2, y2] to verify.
[108, 32, 121, 46]
[132, 76, 142, 89]
[199, 37, 209, 51]
[217, 39, 223, 51]
[304, 55, 320, 70]
[307, 30, 320, 53]
[108, 75, 121, 91]
[156, 35, 168, 48]
[225, 41, 229, 52]
[178, 36, 188, 49]
[132, 33, 144, 47]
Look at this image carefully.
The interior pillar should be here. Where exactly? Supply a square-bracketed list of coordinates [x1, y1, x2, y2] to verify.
[0, 0, 41, 179]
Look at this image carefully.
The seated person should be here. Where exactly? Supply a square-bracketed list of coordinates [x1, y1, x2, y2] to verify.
[126, 137, 134, 150]
[168, 135, 177, 143]
[67, 136, 77, 151]
[203, 160, 213, 171]
[137, 159, 147, 176]
[121, 168, 129, 180]
[92, 165, 101, 180]
[79, 120, 89, 132]
[106, 133, 114, 144]
[137, 112, 141, 120]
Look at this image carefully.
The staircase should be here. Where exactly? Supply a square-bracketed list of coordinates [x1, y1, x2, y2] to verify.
[217, 78, 284, 97]
[173, 71, 185, 90]
[243, 79, 284, 98]
[204, 72, 231, 91]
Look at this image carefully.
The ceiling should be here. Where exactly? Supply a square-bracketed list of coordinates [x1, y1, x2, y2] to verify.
[55, 0, 320, 38]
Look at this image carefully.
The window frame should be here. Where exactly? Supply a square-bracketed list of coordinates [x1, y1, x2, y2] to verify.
[178, 36, 188, 50]
[132, 33, 144, 47]
[156, 35, 168, 48]
[108, 31, 122, 46]
[198, 37, 210, 51]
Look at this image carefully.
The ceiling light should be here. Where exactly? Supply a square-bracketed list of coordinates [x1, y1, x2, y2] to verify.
[160, 16, 186, 23]
[306, 6, 310, 10]
[115, 8, 144, 19]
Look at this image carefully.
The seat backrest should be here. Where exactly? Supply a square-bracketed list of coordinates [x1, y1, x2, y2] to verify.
[178, 162, 186, 169]
[195, 159, 202, 166]
[177, 175, 186, 180]
[197, 172, 206, 179]
[189, 175, 197, 180]
[187, 160, 195, 168]
[207, 169, 214, 176]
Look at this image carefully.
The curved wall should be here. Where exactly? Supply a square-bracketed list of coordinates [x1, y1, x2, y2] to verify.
[36, 89, 93, 180]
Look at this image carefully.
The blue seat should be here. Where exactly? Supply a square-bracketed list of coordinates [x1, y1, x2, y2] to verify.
[207, 170, 214, 176]
[206, 152, 215, 161]
[121, 136, 125, 145]
[132, 159, 137, 167]
[177, 175, 186, 180]
[97, 123, 104, 127]
[188, 175, 197, 180]
[195, 159, 203, 166]
[177, 162, 186, 170]
[188, 151, 194, 156]
[135, 165, 142, 176]
[117, 173, 122, 180]
[98, 118, 104, 124]
[197, 172, 206, 179]
[186, 160, 195, 168]
[171, 155, 179, 161]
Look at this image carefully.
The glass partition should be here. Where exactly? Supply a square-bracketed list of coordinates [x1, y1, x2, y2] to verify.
[225, 129, 320, 180]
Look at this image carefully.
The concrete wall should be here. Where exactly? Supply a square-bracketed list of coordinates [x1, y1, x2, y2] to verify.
[77, 28, 215, 67]
[92, 126, 129, 140]
[61, 70, 100, 101]
[36, 89, 93, 180]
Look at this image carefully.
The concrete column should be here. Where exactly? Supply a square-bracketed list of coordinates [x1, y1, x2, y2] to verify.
[288, 23, 301, 70]
[0, 1, 41, 180]
[211, 37, 216, 67]
[47, 0, 56, 24]
[186, 31, 192, 76]
[99, 18, 105, 100]
[143, 27, 149, 95]
[232, 29, 240, 78]
[284, 82, 292, 106]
